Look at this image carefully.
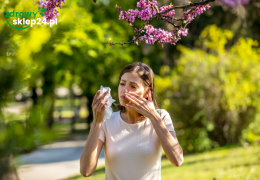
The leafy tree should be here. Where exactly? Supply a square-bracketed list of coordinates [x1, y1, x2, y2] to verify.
[0, 0, 140, 178]
[156, 25, 260, 153]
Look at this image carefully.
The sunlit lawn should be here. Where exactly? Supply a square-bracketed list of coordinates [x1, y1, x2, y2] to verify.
[65, 144, 260, 180]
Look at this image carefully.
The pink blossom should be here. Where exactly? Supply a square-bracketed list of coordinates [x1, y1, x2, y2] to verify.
[160, 5, 175, 18]
[39, 0, 65, 23]
[178, 28, 188, 36]
[115, 0, 211, 46]
[137, 0, 149, 9]
[182, 4, 211, 23]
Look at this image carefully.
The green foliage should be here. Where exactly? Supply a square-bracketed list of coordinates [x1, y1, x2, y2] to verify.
[0, 0, 140, 176]
[156, 25, 260, 153]
[241, 111, 260, 145]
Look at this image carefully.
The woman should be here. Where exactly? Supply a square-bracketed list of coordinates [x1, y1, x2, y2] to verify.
[80, 62, 184, 179]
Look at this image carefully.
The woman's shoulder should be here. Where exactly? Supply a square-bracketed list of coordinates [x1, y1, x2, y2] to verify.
[155, 108, 170, 120]
[156, 108, 168, 115]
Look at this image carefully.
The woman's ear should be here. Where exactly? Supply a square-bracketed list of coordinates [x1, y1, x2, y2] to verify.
[148, 87, 151, 93]
[148, 87, 152, 98]
[144, 87, 151, 99]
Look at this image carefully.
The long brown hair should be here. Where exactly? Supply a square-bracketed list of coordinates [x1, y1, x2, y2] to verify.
[113, 62, 159, 113]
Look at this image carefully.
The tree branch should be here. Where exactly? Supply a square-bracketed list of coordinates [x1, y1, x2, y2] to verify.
[157, 0, 215, 15]
[111, 0, 215, 46]
[160, 17, 180, 28]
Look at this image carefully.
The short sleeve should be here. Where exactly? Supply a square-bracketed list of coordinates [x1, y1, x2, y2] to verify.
[157, 109, 175, 133]
[99, 121, 106, 143]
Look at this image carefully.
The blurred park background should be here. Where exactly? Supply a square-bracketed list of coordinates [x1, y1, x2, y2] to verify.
[1, 0, 260, 179]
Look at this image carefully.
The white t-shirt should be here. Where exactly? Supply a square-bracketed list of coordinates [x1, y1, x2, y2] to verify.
[99, 109, 175, 180]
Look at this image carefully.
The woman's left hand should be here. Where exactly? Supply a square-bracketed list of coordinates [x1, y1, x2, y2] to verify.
[125, 90, 157, 119]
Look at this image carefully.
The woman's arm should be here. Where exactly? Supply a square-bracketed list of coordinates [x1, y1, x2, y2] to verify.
[80, 89, 109, 176]
[80, 121, 104, 177]
[150, 113, 184, 167]
[123, 90, 184, 166]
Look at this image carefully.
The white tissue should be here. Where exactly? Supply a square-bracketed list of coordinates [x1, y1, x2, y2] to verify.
[98, 85, 116, 120]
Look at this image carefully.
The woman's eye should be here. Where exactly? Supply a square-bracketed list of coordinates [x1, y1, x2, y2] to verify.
[120, 83, 135, 88]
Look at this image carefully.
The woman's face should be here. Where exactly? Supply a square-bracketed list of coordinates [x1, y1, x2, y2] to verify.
[118, 72, 148, 106]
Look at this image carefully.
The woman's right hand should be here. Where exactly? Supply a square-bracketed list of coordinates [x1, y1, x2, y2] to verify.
[92, 89, 109, 124]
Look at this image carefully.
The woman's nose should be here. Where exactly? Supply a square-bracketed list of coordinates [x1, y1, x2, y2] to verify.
[123, 85, 130, 93]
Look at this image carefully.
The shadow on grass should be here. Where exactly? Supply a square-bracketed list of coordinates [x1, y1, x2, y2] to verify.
[66, 166, 105, 180]
[199, 161, 260, 172]
[92, 166, 105, 175]
[162, 155, 227, 168]
[229, 162, 260, 169]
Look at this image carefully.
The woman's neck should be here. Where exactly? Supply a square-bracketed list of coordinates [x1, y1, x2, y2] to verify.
[121, 109, 145, 124]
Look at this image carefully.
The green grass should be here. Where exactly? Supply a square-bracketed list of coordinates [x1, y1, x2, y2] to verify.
[161, 144, 260, 180]
[65, 144, 260, 180]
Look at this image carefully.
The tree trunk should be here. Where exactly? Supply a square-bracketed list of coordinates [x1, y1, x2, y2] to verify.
[85, 93, 94, 131]
[42, 68, 55, 129]
[69, 86, 76, 133]
[45, 94, 55, 129]
[27, 87, 40, 129]
[0, 154, 19, 180]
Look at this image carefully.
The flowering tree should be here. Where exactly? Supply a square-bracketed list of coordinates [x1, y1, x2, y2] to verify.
[109, 0, 215, 47]
[37, 0, 66, 22]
